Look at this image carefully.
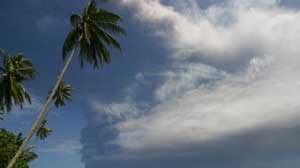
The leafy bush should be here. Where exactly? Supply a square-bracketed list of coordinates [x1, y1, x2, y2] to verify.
[0, 129, 37, 168]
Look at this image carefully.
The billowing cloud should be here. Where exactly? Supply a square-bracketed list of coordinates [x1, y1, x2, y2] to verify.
[120, 0, 282, 64]
[81, 0, 300, 167]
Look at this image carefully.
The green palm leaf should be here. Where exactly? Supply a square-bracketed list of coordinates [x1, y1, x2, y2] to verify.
[52, 81, 72, 107]
[62, 0, 126, 68]
[70, 14, 82, 28]
[0, 49, 36, 112]
[62, 29, 80, 60]
[36, 119, 52, 140]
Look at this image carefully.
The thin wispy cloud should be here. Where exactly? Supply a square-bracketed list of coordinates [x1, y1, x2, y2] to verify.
[36, 15, 61, 31]
[39, 139, 82, 154]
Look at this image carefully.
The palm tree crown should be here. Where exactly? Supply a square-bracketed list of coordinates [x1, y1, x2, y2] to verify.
[63, 0, 126, 68]
[0, 49, 36, 112]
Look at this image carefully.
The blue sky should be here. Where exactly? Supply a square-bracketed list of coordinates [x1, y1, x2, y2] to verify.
[2, 0, 300, 168]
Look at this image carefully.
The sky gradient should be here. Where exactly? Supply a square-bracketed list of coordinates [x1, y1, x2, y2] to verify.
[1, 0, 300, 168]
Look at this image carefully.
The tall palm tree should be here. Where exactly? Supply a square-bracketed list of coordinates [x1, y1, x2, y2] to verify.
[0, 49, 36, 112]
[6, 1, 126, 168]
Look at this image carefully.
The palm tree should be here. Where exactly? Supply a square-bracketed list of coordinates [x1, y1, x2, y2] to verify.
[0, 49, 36, 112]
[6, 1, 126, 167]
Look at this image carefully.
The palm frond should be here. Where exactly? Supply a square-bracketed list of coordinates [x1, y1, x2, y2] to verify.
[36, 119, 52, 140]
[20, 148, 38, 161]
[0, 50, 36, 112]
[62, 29, 80, 60]
[70, 14, 82, 28]
[52, 81, 72, 107]
[63, 0, 126, 68]
[92, 23, 122, 51]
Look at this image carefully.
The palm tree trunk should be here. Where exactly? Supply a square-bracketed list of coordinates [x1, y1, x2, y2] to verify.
[6, 46, 77, 168]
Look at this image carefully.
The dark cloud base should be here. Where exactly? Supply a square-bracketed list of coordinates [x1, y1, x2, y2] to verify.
[81, 121, 300, 168]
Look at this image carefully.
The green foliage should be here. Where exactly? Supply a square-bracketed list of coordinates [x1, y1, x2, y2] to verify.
[52, 81, 72, 108]
[63, 0, 126, 68]
[0, 49, 36, 112]
[36, 120, 52, 140]
[0, 129, 37, 168]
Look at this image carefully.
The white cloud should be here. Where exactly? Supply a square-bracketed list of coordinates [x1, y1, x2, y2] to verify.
[154, 63, 226, 101]
[109, 0, 300, 153]
[90, 101, 142, 122]
[116, 75, 300, 151]
[120, 0, 297, 66]
[82, 1, 300, 167]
